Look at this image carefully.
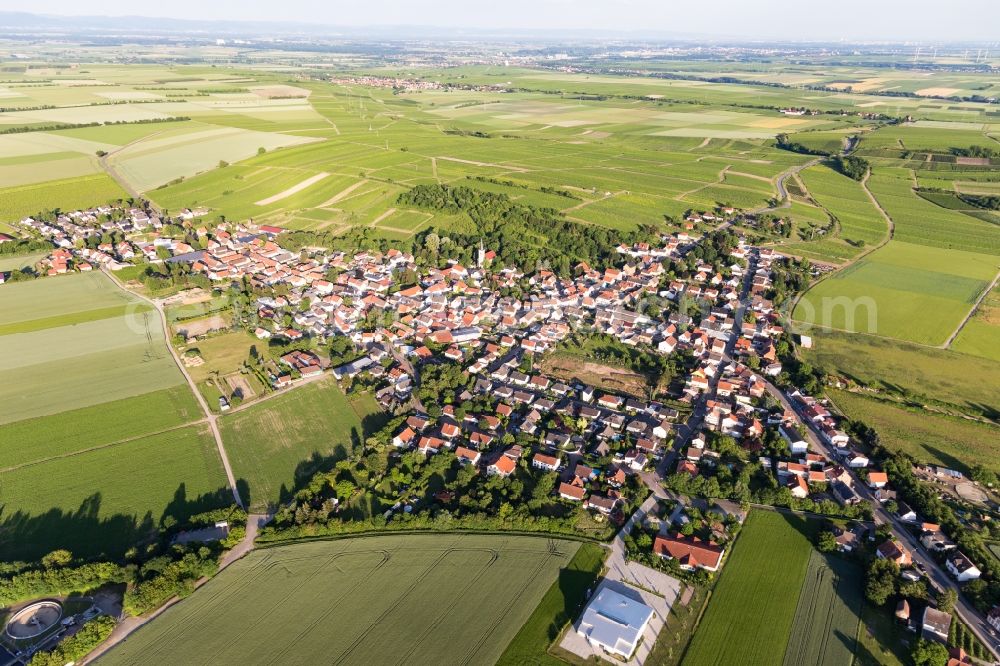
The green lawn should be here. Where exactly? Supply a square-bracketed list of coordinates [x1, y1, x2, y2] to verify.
[827, 389, 1000, 474]
[0, 424, 228, 561]
[220, 379, 386, 511]
[100, 534, 579, 666]
[682, 510, 814, 666]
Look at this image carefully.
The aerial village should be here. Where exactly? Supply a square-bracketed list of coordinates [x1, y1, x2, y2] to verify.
[6, 202, 990, 663]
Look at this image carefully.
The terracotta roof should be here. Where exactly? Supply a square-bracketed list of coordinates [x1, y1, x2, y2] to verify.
[653, 534, 724, 570]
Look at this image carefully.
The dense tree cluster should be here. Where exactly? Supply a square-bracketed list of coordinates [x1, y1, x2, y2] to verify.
[775, 133, 831, 156]
[829, 155, 870, 181]
[398, 184, 660, 275]
[0, 560, 127, 607]
[0, 237, 51, 256]
[0, 507, 246, 619]
[27, 615, 116, 666]
[950, 145, 1000, 160]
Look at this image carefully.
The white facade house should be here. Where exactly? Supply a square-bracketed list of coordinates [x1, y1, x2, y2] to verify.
[576, 587, 653, 659]
[946, 551, 982, 582]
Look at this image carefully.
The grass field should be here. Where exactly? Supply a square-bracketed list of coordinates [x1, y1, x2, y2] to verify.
[782, 551, 864, 666]
[827, 389, 1000, 474]
[682, 510, 814, 666]
[0, 252, 45, 271]
[801, 329, 1000, 420]
[0, 423, 228, 561]
[100, 534, 580, 666]
[952, 281, 1000, 362]
[0, 272, 183, 423]
[220, 379, 385, 511]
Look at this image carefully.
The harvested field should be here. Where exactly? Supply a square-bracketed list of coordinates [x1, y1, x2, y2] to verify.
[173, 314, 229, 338]
[540, 353, 649, 398]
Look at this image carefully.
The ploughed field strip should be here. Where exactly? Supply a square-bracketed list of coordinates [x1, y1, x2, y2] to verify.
[99, 534, 578, 666]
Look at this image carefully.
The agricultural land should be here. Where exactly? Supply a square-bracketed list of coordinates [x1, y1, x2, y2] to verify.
[682, 510, 816, 666]
[99, 534, 579, 666]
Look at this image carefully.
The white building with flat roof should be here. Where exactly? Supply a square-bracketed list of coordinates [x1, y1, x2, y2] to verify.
[576, 587, 654, 659]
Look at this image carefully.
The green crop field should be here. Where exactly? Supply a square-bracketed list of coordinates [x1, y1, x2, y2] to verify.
[868, 167, 1000, 255]
[220, 379, 385, 511]
[0, 173, 127, 223]
[783, 552, 864, 666]
[0, 424, 228, 561]
[683, 510, 814, 666]
[793, 241, 997, 345]
[827, 389, 1000, 474]
[801, 330, 1000, 420]
[100, 534, 579, 666]
[0, 386, 200, 469]
[0, 272, 226, 561]
[0, 273, 184, 423]
[799, 164, 889, 248]
[497, 541, 606, 666]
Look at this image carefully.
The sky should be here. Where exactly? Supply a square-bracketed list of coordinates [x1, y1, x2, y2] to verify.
[3, 0, 1000, 42]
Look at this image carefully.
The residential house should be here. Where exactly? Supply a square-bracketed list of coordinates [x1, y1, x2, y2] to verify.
[945, 551, 982, 582]
[653, 534, 725, 572]
[922, 607, 952, 643]
[877, 539, 912, 567]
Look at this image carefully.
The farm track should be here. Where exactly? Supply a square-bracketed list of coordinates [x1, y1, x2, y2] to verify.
[368, 207, 397, 227]
[102, 268, 243, 509]
[99, 129, 172, 206]
[316, 178, 370, 207]
[676, 165, 731, 201]
[560, 190, 623, 213]
[0, 418, 204, 473]
[435, 155, 530, 172]
[942, 267, 1000, 349]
